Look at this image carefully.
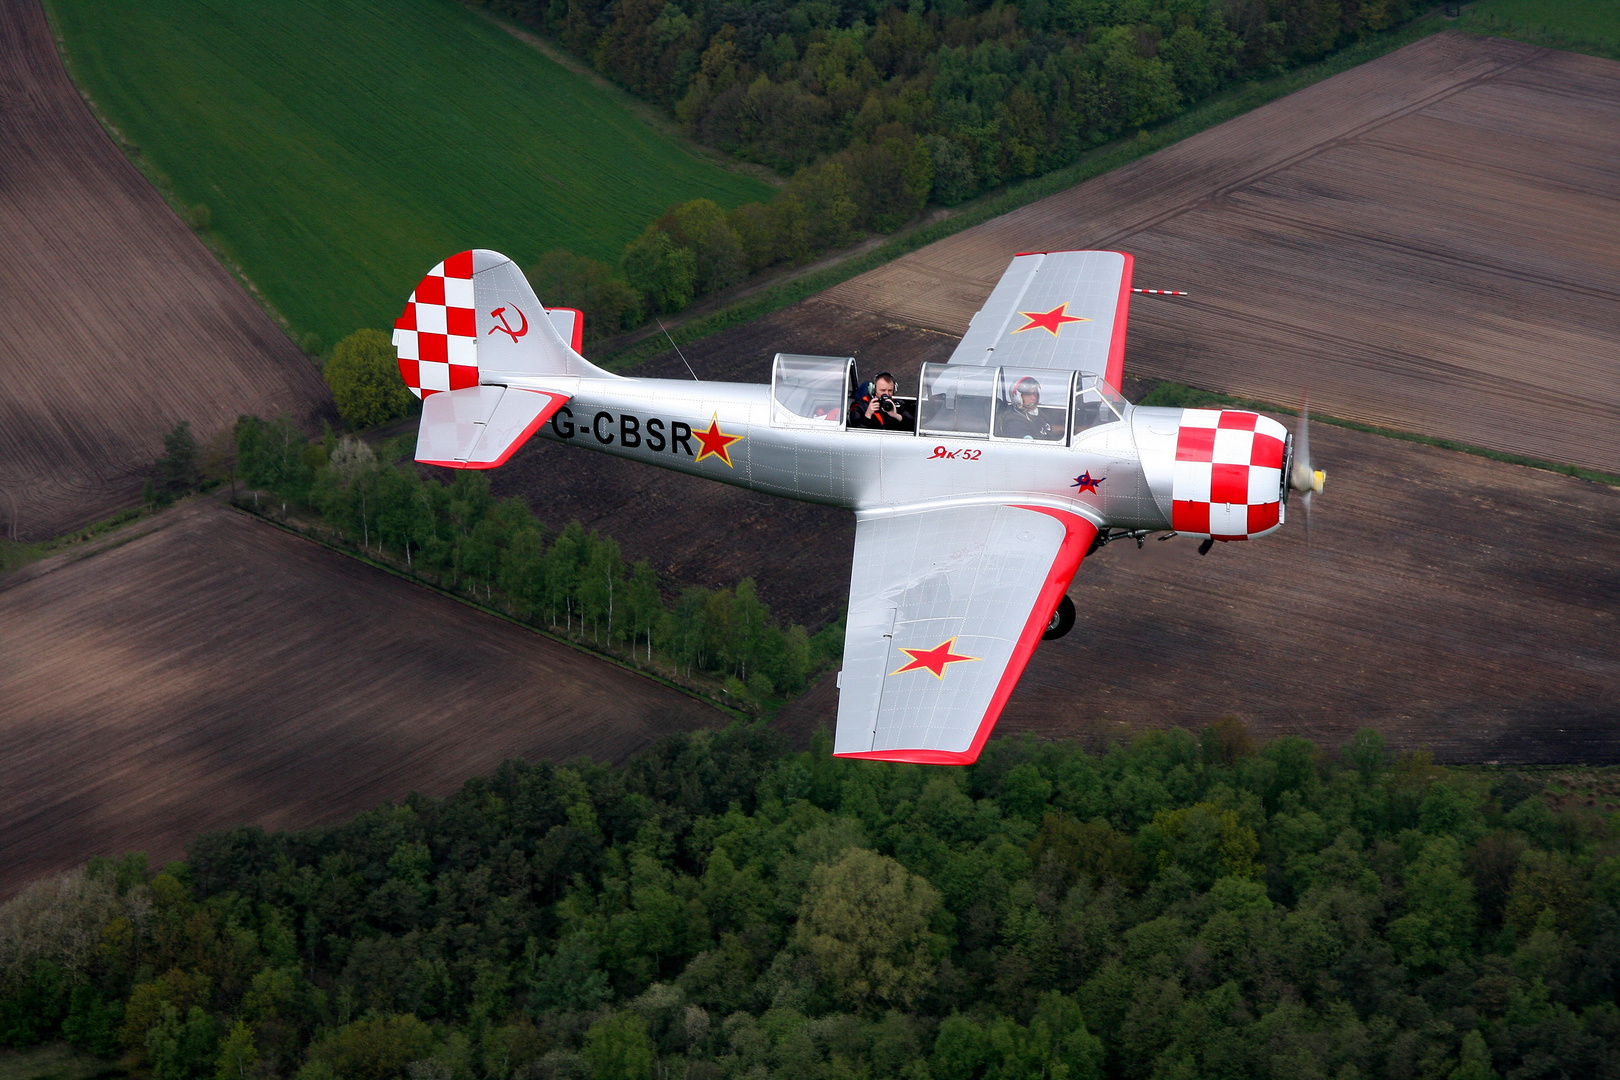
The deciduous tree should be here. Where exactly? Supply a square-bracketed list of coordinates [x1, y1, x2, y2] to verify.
[795, 848, 941, 1010]
[325, 328, 413, 430]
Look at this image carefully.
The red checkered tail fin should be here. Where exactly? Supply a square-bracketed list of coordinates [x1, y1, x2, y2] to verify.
[392, 249, 613, 399]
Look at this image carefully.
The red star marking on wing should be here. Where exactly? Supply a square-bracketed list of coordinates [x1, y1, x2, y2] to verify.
[692, 414, 743, 467]
[1013, 302, 1089, 337]
[890, 637, 980, 679]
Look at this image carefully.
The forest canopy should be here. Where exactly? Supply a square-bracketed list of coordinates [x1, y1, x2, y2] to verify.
[471, 0, 1427, 326]
[3, 723, 1618, 1079]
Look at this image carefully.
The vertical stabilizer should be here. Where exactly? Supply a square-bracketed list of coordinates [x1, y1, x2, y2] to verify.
[393, 249, 613, 399]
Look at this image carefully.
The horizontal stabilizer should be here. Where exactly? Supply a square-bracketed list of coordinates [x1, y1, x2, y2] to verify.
[417, 385, 570, 469]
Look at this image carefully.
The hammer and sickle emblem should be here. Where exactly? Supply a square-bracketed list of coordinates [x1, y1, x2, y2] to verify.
[488, 306, 528, 343]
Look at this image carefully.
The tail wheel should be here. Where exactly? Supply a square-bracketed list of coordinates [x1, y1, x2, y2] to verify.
[1042, 594, 1075, 640]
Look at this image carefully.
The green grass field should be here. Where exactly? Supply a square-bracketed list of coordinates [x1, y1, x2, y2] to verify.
[1455, 0, 1620, 56]
[46, 0, 773, 351]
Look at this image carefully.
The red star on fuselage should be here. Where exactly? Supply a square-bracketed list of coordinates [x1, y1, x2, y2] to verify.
[890, 637, 980, 679]
[692, 414, 743, 467]
[1071, 471, 1105, 494]
[1013, 302, 1089, 337]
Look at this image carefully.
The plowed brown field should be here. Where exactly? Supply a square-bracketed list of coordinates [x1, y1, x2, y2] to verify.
[822, 32, 1620, 474]
[0, 500, 721, 897]
[487, 300, 1620, 767]
[0, 2, 328, 542]
[777, 413, 1620, 766]
[6, 23, 1616, 901]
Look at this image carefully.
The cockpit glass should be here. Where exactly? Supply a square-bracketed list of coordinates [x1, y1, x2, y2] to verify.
[918, 363, 997, 438]
[993, 368, 1072, 442]
[771, 353, 851, 427]
[1072, 373, 1127, 435]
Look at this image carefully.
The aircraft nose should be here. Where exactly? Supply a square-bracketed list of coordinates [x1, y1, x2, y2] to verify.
[1165, 408, 1290, 542]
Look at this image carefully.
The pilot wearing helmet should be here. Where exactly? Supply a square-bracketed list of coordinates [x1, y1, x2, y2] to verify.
[997, 376, 1056, 440]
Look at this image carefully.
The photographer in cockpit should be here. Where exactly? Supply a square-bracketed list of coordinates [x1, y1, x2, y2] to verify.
[849, 372, 915, 431]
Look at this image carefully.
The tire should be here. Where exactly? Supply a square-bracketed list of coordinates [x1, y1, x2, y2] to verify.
[1042, 594, 1075, 640]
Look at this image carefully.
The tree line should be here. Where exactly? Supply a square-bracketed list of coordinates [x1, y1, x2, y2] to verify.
[154, 415, 834, 704]
[314, 1, 1427, 422]
[2, 722, 1617, 1077]
[468, 0, 1425, 333]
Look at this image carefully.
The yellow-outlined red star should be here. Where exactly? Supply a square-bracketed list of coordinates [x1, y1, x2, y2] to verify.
[1013, 302, 1089, 337]
[692, 414, 743, 467]
[889, 637, 980, 679]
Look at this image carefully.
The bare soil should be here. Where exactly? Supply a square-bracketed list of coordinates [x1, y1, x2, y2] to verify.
[486, 298, 1620, 767]
[778, 420, 1620, 766]
[465, 305, 959, 626]
[0, 499, 721, 897]
[0, 2, 329, 542]
[5, 24, 1615, 903]
[821, 32, 1620, 475]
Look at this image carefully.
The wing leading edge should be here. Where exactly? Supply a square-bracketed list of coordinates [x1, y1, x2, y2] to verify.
[946, 250, 1133, 387]
[833, 503, 1099, 765]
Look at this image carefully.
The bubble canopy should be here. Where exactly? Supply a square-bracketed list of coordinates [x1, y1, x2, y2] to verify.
[771, 353, 854, 427]
[770, 357, 1128, 444]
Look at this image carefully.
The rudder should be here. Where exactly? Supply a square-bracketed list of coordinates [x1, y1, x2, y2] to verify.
[393, 249, 610, 398]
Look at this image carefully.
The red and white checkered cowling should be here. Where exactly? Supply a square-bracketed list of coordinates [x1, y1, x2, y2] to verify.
[1170, 409, 1288, 541]
[394, 250, 477, 399]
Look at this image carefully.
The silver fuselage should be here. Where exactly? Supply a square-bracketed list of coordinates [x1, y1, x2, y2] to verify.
[519, 374, 1184, 531]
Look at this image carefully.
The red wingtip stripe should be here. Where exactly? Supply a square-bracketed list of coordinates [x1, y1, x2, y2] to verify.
[834, 507, 1098, 767]
[1105, 252, 1132, 390]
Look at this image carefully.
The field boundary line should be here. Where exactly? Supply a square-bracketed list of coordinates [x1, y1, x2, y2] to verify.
[38, 0, 306, 349]
[1090, 41, 1548, 249]
[227, 502, 748, 721]
[1223, 201, 1620, 306]
[0, 506, 171, 594]
[464, 2, 783, 190]
[595, 12, 1456, 370]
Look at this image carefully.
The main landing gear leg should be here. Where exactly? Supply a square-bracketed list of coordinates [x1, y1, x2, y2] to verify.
[1042, 594, 1076, 640]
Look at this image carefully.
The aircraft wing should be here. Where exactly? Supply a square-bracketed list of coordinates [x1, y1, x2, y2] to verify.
[833, 503, 1099, 764]
[946, 250, 1133, 387]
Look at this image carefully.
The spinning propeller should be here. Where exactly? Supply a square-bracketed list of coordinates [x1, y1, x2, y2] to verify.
[1290, 397, 1327, 536]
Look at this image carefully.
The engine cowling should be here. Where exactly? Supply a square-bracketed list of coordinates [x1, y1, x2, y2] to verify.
[1164, 408, 1290, 542]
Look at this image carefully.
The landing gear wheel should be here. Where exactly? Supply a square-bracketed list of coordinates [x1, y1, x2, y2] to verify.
[1042, 594, 1075, 640]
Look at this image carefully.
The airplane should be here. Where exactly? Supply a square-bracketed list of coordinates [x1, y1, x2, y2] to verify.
[392, 248, 1325, 765]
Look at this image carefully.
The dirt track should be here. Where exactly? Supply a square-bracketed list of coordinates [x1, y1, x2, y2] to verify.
[821, 32, 1620, 475]
[0, 2, 329, 541]
[0, 500, 721, 897]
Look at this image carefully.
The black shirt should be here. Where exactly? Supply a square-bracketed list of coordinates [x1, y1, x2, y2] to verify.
[849, 396, 915, 431]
